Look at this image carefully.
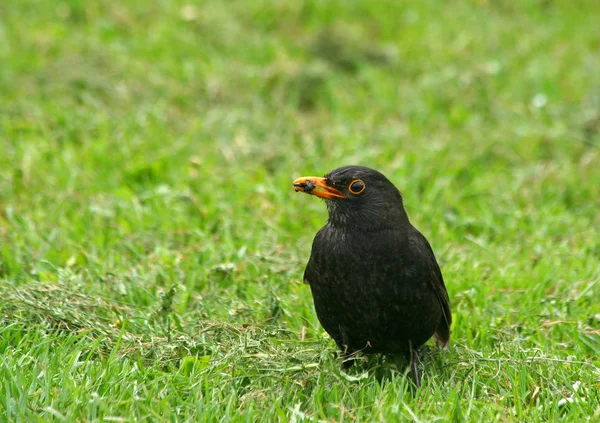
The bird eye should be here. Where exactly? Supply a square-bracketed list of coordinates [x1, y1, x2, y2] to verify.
[348, 179, 365, 195]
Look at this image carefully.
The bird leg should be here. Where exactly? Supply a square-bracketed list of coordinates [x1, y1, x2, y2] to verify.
[337, 327, 356, 370]
[409, 340, 421, 388]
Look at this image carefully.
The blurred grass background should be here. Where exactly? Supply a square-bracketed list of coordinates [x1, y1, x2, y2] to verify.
[1, 0, 599, 421]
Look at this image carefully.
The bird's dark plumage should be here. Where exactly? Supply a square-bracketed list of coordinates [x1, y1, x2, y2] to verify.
[293, 165, 452, 386]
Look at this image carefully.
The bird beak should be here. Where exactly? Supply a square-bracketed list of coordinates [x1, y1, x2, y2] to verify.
[293, 176, 346, 200]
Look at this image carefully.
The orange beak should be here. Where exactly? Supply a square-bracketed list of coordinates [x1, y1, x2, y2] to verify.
[293, 176, 345, 200]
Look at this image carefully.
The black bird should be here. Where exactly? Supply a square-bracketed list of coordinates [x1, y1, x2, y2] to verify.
[293, 165, 451, 387]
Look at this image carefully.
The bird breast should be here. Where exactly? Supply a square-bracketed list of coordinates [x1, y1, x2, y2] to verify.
[307, 225, 442, 351]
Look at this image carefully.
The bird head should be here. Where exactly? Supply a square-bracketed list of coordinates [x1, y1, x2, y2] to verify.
[293, 165, 408, 229]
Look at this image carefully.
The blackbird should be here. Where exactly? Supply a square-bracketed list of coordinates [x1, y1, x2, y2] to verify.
[293, 165, 451, 387]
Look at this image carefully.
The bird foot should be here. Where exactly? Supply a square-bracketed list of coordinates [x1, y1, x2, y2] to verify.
[392, 344, 421, 388]
[340, 353, 356, 371]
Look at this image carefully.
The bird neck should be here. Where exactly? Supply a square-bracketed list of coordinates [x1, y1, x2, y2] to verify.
[325, 201, 409, 232]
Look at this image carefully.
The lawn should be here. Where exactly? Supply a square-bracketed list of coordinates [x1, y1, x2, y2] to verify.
[1, 0, 599, 421]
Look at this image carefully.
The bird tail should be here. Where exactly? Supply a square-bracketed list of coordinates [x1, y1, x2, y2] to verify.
[433, 311, 451, 348]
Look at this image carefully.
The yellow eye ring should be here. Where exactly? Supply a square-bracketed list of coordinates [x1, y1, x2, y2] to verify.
[348, 179, 366, 195]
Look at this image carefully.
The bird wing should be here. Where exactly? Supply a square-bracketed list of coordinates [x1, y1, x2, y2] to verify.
[303, 265, 312, 285]
[409, 230, 452, 348]
[302, 228, 325, 285]
[303, 245, 325, 286]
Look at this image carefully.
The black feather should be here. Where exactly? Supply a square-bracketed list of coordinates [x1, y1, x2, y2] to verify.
[298, 165, 452, 386]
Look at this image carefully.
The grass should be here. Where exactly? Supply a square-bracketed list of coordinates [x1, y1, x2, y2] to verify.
[1, 0, 600, 421]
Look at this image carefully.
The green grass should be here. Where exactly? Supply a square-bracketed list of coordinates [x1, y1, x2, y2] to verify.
[1, 0, 600, 421]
